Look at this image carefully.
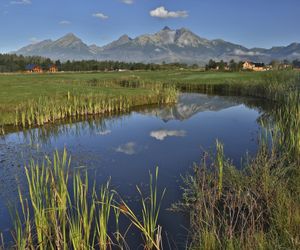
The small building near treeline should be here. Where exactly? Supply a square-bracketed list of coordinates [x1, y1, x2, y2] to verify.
[242, 61, 270, 71]
[25, 64, 43, 73]
[48, 65, 58, 73]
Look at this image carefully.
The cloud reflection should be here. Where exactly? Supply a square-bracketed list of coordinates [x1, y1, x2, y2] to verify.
[115, 142, 136, 155]
[150, 130, 186, 141]
[96, 130, 111, 136]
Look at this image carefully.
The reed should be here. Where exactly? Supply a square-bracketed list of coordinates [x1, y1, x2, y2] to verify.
[175, 139, 299, 249]
[9, 85, 177, 133]
[12, 190, 32, 249]
[216, 141, 224, 197]
[96, 181, 114, 250]
[9, 150, 165, 249]
[69, 172, 96, 250]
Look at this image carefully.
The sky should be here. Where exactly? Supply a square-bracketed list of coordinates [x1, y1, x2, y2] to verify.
[0, 0, 299, 52]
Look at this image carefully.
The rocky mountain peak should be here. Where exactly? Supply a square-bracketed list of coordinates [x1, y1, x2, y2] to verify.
[60, 33, 80, 40]
[118, 34, 132, 43]
[162, 26, 172, 31]
[55, 33, 82, 45]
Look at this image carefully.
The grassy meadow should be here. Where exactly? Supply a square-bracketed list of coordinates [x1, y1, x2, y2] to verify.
[0, 70, 267, 106]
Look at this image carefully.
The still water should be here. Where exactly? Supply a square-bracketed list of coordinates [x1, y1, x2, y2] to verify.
[0, 93, 269, 248]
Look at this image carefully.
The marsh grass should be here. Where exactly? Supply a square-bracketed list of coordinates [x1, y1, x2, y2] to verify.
[12, 87, 177, 129]
[1, 80, 178, 133]
[176, 139, 300, 249]
[275, 92, 300, 162]
[9, 150, 166, 249]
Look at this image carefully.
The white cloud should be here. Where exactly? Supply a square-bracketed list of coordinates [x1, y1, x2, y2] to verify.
[150, 130, 186, 141]
[233, 49, 263, 56]
[59, 20, 71, 25]
[96, 130, 111, 136]
[10, 0, 31, 5]
[93, 12, 109, 20]
[115, 142, 136, 155]
[122, 0, 133, 4]
[292, 52, 300, 57]
[150, 6, 188, 19]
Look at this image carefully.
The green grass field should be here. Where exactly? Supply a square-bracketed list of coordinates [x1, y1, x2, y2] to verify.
[0, 70, 266, 105]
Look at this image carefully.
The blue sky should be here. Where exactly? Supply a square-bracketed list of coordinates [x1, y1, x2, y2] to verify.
[0, 0, 299, 52]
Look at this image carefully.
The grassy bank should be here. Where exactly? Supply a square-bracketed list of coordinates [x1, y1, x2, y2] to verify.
[1, 70, 297, 134]
[0, 72, 179, 133]
[176, 138, 300, 249]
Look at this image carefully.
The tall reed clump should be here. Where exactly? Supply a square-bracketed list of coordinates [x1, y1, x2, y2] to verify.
[13, 149, 71, 249]
[176, 136, 300, 249]
[274, 91, 300, 162]
[10, 150, 166, 249]
[11, 149, 111, 249]
[10, 85, 178, 132]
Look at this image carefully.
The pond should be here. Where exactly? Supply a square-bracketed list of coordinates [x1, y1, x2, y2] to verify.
[0, 93, 271, 248]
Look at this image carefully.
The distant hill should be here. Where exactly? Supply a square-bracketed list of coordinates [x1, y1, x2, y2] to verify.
[14, 27, 300, 64]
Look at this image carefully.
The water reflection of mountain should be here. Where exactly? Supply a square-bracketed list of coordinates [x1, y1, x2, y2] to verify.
[141, 93, 240, 121]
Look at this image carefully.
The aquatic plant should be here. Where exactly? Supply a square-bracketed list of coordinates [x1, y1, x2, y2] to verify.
[69, 172, 96, 249]
[10, 86, 177, 133]
[9, 150, 165, 249]
[216, 141, 224, 197]
[96, 181, 114, 250]
[175, 139, 299, 249]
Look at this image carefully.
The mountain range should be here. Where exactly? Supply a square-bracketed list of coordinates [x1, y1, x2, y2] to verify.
[14, 27, 300, 64]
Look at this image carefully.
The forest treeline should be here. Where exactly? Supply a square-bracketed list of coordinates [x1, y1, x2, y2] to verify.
[0, 53, 196, 72]
[1, 53, 300, 73]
